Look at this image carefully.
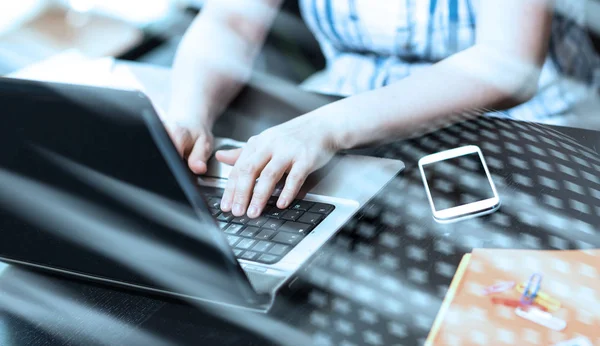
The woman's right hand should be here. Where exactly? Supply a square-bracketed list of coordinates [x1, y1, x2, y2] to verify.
[165, 0, 283, 174]
[165, 120, 214, 175]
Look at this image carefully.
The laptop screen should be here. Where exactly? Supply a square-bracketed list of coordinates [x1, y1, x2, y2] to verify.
[0, 78, 262, 307]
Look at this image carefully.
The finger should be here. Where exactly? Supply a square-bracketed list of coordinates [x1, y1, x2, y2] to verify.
[188, 135, 213, 174]
[277, 161, 311, 209]
[166, 124, 194, 158]
[220, 176, 237, 212]
[229, 150, 271, 217]
[220, 146, 256, 212]
[215, 148, 243, 166]
[247, 158, 290, 218]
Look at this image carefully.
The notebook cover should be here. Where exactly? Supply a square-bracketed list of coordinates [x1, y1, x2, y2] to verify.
[426, 253, 472, 345]
[426, 249, 600, 345]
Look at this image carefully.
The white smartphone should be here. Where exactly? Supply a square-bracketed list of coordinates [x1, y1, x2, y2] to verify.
[418, 145, 500, 223]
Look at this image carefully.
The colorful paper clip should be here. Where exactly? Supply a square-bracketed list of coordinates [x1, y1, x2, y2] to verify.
[490, 297, 548, 311]
[520, 273, 542, 305]
[515, 283, 561, 312]
[482, 281, 515, 295]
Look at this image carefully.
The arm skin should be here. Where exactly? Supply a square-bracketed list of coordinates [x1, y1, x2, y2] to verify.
[320, 0, 553, 151]
[216, 0, 554, 218]
[167, 0, 283, 173]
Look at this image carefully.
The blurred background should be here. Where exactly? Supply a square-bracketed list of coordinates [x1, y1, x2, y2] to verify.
[0, 0, 325, 83]
[2, 0, 600, 130]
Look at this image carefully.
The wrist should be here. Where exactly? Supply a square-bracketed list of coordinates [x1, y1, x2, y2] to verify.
[304, 107, 352, 152]
[196, 103, 219, 128]
[168, 82, 217, 125]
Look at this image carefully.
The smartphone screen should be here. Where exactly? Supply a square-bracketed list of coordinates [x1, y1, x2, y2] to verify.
[421, 151, 496, 212]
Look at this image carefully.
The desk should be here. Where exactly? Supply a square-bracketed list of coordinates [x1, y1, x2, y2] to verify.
[1, 65, 600, 345]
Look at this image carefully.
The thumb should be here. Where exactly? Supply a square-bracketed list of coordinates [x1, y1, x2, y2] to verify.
[188, 135, 213, 174]
[215, 148, 243, 166]
[165, 123, 194, 158]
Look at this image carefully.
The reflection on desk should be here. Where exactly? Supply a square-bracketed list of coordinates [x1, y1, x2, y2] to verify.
[1, 116, 600, 345]
[269, 116, 600, 345]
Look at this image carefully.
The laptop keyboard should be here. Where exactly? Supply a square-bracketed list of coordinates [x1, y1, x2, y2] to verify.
[204, 193, 335, 264]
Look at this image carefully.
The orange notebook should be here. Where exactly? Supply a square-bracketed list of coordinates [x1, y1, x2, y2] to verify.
[426, 249, 600, 346]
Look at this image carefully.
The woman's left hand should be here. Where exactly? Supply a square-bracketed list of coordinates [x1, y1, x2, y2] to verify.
[217, 115, 338, 218]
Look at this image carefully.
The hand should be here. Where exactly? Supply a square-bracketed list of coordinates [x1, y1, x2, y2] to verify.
[165, 120, 214, 174]
[217, 116, 337, 218]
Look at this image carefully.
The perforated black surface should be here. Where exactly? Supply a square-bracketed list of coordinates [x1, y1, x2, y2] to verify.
[2, 117, 599, 346]
[271, 117, 600, 346]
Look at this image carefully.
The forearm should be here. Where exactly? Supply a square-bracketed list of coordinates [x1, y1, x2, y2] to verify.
[317, 45, 543, 150]
[169, 0, 282, 126]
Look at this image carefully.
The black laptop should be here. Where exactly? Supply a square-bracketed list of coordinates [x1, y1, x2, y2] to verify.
[0, 77, 271, 309]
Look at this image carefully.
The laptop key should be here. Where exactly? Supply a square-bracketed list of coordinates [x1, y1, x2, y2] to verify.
[240, 227, 260, 238]
[207, 198, 221, 209]
[233, 249, 244, 257]
[210, 208, 221, 216]
[282, 210, 303, 221]
[232, 216, 251, 224]
[217, 212, 234, 222]
[272, 232, 302, 245]
[290, 200, 314, 211]
[224, 224, 244, 235]
[246, 216, 268, 228]
[268, 244, 289, 256]
[267, 197, 278, 206]
[262, 219, 284, 230]
[308, 203, 334, 214]
[236, 238, 256, 250]
[255, 229, 276, 240]
[279, 221, 313, 235]
[265, 207, 285, 219]
[227, 235, 242, 246]
[257, 254, 279, 264]
[252, 240, 274, 253]
[298, 212, 322, 225]
[240, 251, 259, 261]
[218, 222, 229, 230]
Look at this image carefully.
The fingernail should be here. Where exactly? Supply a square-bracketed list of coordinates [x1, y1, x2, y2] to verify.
[221, 200, 231, 211]
[248, 206, 259, 218]
[233, 203, 244, 215]
[193, 163, 206, 174]
[277, 198, 287, 209]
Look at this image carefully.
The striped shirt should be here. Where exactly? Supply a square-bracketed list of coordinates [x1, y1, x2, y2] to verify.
[297, 0, 600, 124]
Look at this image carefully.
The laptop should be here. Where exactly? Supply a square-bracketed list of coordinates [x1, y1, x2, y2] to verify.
[0, 76, 404, 311]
